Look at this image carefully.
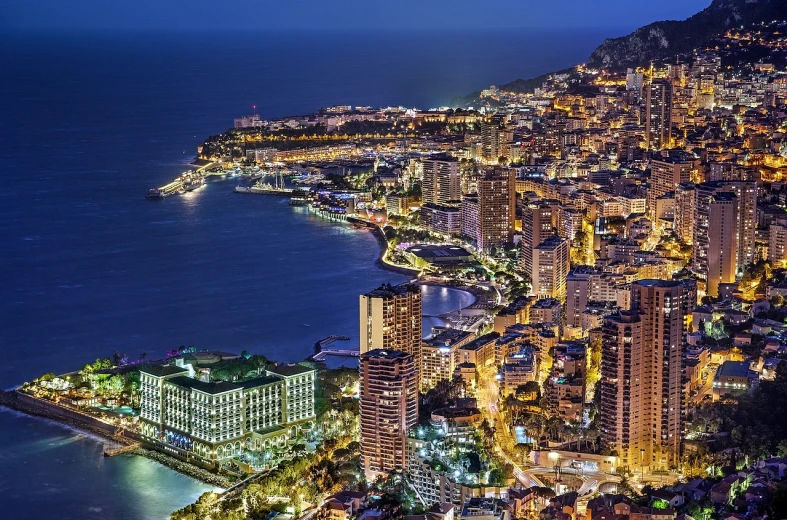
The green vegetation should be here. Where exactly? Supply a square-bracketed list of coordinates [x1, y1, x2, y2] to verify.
[172, 438, 362, 520]
[209, 355, 269, 382]
[685, 362, 787, 471]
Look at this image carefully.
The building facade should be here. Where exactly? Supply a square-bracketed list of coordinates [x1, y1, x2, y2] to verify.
[531, 236, 570, 300]
[360, 283, 423, 372]
[520, 202, 556, 278]
[693, 180, 756, 296]
[600, 279, 694, 471]
[476, 169, 516, 253]
[139, 364, 315, 464]
[422, 157, 461, 206]
[645, 79, 673, 151]
[360, 349, 419, 480]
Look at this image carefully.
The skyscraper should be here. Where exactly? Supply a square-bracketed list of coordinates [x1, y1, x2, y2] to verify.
[600, 279, 694, 472]
[693, 181, 756, 296]
[566, 266, 595, 329]
[531, 236, 570, 300]
[360, 284, 422, 370]
[476, 169, 516, 253]
[707, 193, 739, 297]
[480, 115, 507, 162]
[674, 182, 695, 245]
[769, 219, 787, 267]
[422, 156, 461, 206]
[360, 349, 418, 480]
[645, 79, 673, 151]
[520, 202, 555, 279]
[461, 194, 480, 246]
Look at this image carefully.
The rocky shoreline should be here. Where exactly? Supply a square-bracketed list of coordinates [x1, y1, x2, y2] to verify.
[0, 390, 234, 489]
[0, 390, 127, 444]
[129, 447, 234, 489]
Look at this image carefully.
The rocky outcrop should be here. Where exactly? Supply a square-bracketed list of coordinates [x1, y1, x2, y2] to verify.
[588, 0, 787, 69]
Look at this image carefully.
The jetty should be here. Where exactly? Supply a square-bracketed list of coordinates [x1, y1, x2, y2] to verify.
[310, 349, 360, 362]
[315, 335, 350, 349]
[104, 442, 140, 457]
[309, 335, 360, 361]
[234, 185, 294, 196]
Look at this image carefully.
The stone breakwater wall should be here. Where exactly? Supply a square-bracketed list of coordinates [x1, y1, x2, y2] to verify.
[130, 447, 233, 489]
[0, 390, 133, 444]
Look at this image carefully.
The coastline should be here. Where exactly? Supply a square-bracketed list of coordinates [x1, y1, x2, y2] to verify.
[369, 225, 421, 277]
[0, 390, 232, 489]
[346, 216, 421, 277]
[0, 202, 449, 491]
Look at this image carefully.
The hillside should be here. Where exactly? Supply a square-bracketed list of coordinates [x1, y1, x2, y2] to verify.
[588, 0, 787, 69]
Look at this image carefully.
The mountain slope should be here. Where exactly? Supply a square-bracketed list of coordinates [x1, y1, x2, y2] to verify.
[588, 0, 787, 69]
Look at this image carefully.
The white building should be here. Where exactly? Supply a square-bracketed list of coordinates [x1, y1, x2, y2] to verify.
[139, 363, 315, 464]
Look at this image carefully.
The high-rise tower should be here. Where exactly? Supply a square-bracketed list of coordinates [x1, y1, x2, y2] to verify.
[645, 79, 673, 151]
[360, 284, 422, 366]
[359, 349, 418, 480]
[600, 279, 694, 471]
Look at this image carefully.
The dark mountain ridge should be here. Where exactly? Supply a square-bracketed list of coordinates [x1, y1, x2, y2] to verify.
[588, 0, 787, 69]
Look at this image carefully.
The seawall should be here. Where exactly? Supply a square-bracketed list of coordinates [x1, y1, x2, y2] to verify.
[0, 390, 132, 442]
[0, 390, 232, 488]
[365, 223, 421, 277]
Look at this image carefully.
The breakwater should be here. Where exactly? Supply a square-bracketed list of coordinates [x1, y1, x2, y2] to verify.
[0, 390, 132, 444]
[130, 447, 234, 489]
[0, 390, 233, 488]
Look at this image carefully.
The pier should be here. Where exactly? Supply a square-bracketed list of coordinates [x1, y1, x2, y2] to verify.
[314, 335, 350, 350]
[234, 185, 294, 196]
[104, 442, 140, 457]
[310, 349, 360, 362]
[309, 335, 359, 361]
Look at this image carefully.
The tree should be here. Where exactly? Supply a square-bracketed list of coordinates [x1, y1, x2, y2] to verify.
[106, 374, 124, 395]
[520, 381, 541, 400]
[772, 483, 787, 520]
[778, 439, 787, 458]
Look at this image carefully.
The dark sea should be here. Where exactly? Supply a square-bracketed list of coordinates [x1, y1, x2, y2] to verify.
[0, 29, 612, 518]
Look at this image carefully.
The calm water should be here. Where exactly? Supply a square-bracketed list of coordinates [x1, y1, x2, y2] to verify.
[0, 29, 609, 518]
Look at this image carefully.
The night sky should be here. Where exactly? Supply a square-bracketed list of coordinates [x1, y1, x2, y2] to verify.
[3, 0, 712, 31]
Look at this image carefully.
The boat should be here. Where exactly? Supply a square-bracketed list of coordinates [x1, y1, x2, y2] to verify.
[145, 188, 164, 200]
[182, 175, 205, 192]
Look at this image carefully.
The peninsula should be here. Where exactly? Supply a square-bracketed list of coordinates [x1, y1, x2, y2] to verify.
[8, 2, 787, 520]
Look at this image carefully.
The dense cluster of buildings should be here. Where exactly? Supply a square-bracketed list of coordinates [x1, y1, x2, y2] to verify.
[188, 19, 787, 520]
[344, 21, 787, 520]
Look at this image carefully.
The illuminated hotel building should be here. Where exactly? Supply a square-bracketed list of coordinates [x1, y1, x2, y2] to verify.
[600, 279, 694, 472]
[139, 363, 315, 464]
[360, 349, 418, 480]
